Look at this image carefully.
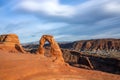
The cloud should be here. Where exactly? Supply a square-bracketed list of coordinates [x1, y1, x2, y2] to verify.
[0, 0, 120, 43]
[14, 0, 120, 24]
[14, 0, 75, 17]
[104, 1, 120, 14]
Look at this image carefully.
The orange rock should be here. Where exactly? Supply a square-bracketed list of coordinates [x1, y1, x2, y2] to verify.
[0, 34, 25, 53]
[37, 35, 64, 63]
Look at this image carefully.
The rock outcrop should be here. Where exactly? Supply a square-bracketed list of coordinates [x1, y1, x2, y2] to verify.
[59, 39, 120, 52]
[61, 49, 120, 74]
[0, 34, 25, 53]
[74, 39, 120, 52]
[37, 35, 64, 63]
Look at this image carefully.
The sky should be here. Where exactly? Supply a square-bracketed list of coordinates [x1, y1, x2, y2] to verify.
[0, 0, 120, 43]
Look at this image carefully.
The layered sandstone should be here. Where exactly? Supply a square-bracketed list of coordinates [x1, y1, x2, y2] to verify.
[0, 34, 25, 53]
[60, 39, 120, 52]
[73, 39, 120, 51]
[37, 35, 64, 63]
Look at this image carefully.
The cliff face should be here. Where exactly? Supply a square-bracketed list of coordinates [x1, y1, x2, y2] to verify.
[61, 49, 120, 74]
[60, 39, 120, 52]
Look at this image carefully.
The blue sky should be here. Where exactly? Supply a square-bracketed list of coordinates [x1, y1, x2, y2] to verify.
[0, 0, 120, 43]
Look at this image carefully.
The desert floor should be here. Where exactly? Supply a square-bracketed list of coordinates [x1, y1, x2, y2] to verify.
[0, 51, 120, 80]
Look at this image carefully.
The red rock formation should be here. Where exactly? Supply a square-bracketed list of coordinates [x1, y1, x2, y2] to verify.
[61, 39, 120, 52]
[37, 35, 64, 63]
[0, 34, 25, 53]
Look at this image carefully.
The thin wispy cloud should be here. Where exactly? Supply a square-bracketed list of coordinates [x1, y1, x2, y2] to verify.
[0, 0, 120, 43]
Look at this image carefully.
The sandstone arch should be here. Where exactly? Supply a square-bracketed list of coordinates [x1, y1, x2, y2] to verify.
[37, 35, 64, 63]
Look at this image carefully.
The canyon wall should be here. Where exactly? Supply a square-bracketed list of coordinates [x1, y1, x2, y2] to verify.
[60, 39, 120, 52]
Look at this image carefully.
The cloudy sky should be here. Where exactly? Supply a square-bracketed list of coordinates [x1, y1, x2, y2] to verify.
[0, 0, 120, 43]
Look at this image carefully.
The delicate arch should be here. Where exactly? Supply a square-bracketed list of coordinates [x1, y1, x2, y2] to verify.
[37, 35, 64, 63]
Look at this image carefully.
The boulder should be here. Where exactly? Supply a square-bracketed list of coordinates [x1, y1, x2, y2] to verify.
[0, 34, 25, 53]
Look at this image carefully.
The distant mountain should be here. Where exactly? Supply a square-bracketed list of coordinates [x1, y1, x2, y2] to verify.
[21, 41, 39, 46]
[22, 41, 72, 47]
